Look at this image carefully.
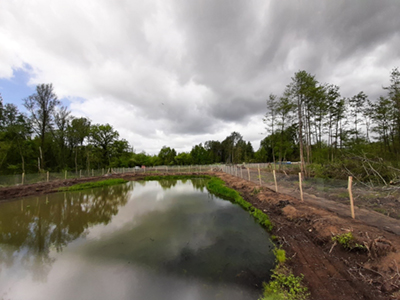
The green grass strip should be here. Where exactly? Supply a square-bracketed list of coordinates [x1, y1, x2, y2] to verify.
[206, 177, 273, 231]
[142, 175, 212, 181]
[59, 178, 128, 192]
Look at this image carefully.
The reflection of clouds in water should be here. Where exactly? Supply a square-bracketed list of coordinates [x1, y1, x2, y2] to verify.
[87, 180, 207, 240]
[4, 255, 258, 300]
[0, 179, 271, 300]
[156, 190, 164, 202]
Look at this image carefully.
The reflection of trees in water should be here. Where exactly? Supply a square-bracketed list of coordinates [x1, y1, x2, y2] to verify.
[156, 178, 207, 192]
[190, 178, 208, 192]
[0, 183, 131, 281]
[158, 179, 178, 190]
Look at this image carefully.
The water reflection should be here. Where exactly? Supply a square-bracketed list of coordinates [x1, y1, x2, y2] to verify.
[0, 180, 274, 300]
[0, 183, 131, 282]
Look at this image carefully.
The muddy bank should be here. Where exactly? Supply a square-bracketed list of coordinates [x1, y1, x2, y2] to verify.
[1, 172, 400, 299]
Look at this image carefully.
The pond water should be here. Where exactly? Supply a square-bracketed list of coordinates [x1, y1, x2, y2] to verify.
[0, 179, 275, 300]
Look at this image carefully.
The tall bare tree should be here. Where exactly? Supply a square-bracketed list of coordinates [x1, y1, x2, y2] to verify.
[24, 84, 60, 170]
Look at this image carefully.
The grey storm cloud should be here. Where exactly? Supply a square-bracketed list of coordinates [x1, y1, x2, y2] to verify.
[1, 0, 400, 152]
[172, 0, 400, 102]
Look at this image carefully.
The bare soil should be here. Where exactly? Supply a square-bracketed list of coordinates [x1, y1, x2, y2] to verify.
[1, 172, 400, 299]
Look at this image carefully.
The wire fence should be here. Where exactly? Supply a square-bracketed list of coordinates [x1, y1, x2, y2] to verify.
[222, 163, 400, 221]
[2, 163, 399, 220]
[0, 165, 217, 187]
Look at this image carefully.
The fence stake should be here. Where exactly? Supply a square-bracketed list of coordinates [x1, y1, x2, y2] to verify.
[240, 167, 243, 179]
[258, 164, 262, 186]
[299, 172, 304, 202]
[65, 170, 67, 180]
[273, 170, 278, 192]
[247, 168, 250, 181]
[22, 173, 25, 185]
[47, 171, 49, 182]
[348, 176, 355, 219]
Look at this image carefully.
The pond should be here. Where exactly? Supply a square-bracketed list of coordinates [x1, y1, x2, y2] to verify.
[0, 178, 275, 300]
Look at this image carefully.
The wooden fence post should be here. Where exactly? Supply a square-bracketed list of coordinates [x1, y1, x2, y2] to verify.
[348, 176, 355, 219]
[22, 173, 25, 185]
[273, 170, 278, 192]
[65, 170, 67, 180]
[47, 171, 49, 182]
[240, 167, 243, 179]
[299, 172, 304, 202]
[258, 164, 262, 186]
[247, 168, 250, 181]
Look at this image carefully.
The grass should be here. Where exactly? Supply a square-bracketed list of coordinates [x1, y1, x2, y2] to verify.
[206, 177, 273, 231]
[373, 207, 388, 215]
[59, 178, 128, 191]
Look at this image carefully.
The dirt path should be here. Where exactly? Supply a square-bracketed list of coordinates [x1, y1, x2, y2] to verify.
[1, 172, 400, 299]
[264, 182, 400, 236]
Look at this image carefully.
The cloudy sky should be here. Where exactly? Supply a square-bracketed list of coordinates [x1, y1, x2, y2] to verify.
[1, 0, 399, 154]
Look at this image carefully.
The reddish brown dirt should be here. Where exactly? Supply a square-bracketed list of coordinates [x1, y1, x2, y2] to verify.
[1, 172, 400, 299]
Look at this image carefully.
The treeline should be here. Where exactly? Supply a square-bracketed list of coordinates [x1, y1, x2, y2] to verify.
[0, 84, 132, 175]
[261, 68, 400, 183]
[2, 68, 400, 183]
[0, 84, 257, 175]
[131, 131, 256, 167]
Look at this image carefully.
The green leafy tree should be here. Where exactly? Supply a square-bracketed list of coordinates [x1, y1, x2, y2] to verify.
[174, 152, 192, 165]
[90, 124, 120, 167]
[158, 146, 177, 165]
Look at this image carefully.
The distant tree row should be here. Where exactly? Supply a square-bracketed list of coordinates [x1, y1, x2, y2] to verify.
[130, 131, 255, 167]
[0, 84, 132, 175]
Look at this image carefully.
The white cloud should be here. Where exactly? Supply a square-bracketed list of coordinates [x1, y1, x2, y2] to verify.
[1, 0, 400, 153]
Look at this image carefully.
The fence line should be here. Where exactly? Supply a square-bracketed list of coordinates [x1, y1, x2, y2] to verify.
[218, 163, 398, 220]
[0, 165, 218, 188]
[2, 163, 399, 220]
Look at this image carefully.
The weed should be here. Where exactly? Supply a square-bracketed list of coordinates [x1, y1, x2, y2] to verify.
[260, 266, 309, 300]
[331, 232, 366, 251]
[274, 248, 286, 264]
[332, 232, 354, 249]
[252, 187, 261, 195]
[59, 179, 128, 192]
